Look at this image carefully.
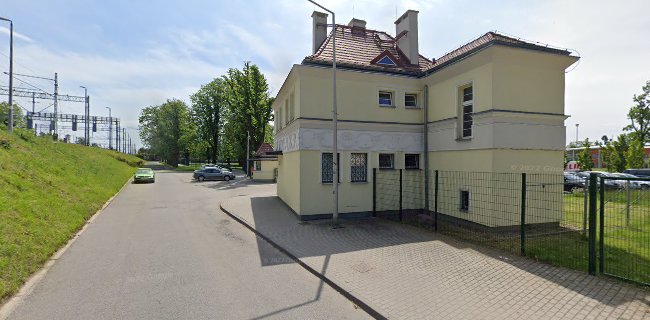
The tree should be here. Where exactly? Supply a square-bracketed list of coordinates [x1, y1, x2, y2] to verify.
[603, 134, 630, 172]
[190, 78, 229, 163]
[0, 102, 25, 129]
[624, 80, 650, 143]
[576, 138, 594, 171]
[138, 99, 191, 167]
[223, 62, 274, 166]
[626, 138, 645, 169]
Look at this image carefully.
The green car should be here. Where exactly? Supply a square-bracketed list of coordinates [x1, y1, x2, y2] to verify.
[134, 168, 155, 183]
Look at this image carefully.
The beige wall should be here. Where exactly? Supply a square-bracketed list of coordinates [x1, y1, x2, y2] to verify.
[276, 152, 300, 213]
[491, 46, 578, 115]
[252, 160, 278, 181]
[299, 150, 373, 215]
[429, 149, 563, 226]
[279, 65, 423, 126]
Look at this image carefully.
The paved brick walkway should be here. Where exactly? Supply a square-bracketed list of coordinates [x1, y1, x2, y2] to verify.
[221, 185, 650, 320]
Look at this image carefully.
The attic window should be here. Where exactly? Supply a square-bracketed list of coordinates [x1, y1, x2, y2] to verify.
[376, 56, 397, 66]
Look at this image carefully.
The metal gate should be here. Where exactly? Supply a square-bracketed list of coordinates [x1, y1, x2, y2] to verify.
[599, 176, 650, 286]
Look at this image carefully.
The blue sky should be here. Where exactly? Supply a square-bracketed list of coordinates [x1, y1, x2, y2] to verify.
[1, 0, 649, 148]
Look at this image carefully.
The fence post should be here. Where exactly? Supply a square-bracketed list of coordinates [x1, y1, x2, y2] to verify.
[520, 173, 526, 256]
[399, 169, 403, 222]
[434, 170, 439, 231]
[599, 176, 605, 274]
[588, 172, 598, 275]
[583, 178, 588, 236]
[372, 168, 377, 217]
[626, 181, 631, 227]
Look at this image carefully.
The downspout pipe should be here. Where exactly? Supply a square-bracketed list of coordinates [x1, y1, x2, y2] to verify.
[423, 85, 430, 214]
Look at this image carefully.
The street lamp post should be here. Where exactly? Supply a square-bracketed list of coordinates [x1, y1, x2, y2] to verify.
[575, 123, 579, 144]
[0, 17, 13, 133]
[106, 107, 112, 150]
[307, 0, 339, 228]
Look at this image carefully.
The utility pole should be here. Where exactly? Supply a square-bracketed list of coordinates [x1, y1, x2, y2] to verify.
[116, 120, 120, 152]
[32, 93, 36, 136]
[53, 73, 58, 137]
[122, 128, 126, 153]
[307, 0, 339, 227]
[80, 86, 87, 145]
[246, 131, 250, 177]
[0, 17, 13, 133]
[106, 107, 112, 150]
[575, 123, 579, 145]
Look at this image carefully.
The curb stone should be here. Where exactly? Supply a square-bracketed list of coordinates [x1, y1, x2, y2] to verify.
[219, 202, 387, 320]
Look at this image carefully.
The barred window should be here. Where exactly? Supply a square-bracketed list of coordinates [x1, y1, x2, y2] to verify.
[405, 154, 419, 169]
[350, 153, 367, 182]
[379, 153, 394, 169]
[321, 153, 340, 183]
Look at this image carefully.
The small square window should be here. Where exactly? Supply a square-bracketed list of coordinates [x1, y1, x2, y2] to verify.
[379, 91, 393, 107]
[460, 190, 470, 212]
[405, 94, 418, 108]
[405, 154, 419, 169]
[379, 153, 394, 169]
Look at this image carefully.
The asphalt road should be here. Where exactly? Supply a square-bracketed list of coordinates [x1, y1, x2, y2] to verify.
[7, 165, 370, 320]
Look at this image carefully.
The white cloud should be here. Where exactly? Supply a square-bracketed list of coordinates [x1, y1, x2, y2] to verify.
[0, 26, 33, 42]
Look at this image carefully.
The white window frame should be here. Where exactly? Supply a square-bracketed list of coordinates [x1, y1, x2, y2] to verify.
[378, 153, 395, 169]
[457, 82, 474, 139]
[404, 93, 419, 109]
[378, 91, 394, 107]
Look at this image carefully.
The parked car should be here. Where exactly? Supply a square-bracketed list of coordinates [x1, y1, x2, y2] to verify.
[623, 169, 650, 178]
[573, 171, 621, 189]
[563, 172, 585, 192]
[201, 164, 232, 172]
[134, 168, 155, 183]
[193, 168, 235, 182]
[610, 172, 650, 189]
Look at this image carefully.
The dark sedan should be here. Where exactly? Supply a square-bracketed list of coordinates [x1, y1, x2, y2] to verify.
[193, 168, 235, 182]
[563, 172, 585, 192]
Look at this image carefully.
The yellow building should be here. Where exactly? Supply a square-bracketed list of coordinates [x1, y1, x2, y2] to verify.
[251, 143, 279, 182]
[273, 10, 578, 224]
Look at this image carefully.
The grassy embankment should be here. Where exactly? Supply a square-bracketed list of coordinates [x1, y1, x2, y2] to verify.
[0, 129, 143, 301]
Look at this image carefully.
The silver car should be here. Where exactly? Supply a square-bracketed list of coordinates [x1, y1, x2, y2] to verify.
[193, 168, 236, 182]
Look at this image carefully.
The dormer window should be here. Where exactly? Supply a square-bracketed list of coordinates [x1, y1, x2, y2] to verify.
[376, 56, 397, 66]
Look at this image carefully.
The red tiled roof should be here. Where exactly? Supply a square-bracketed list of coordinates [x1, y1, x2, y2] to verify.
[429, 31, 571, 73]
[304, 28, 572, 76]
[304, 25, 433, 75]
[255, 143, 274, 156]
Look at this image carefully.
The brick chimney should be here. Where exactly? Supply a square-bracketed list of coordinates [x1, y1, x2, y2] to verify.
[312, 11, 328, 54]
[394, 10, 419, 65]
[348, 18, 367, 36]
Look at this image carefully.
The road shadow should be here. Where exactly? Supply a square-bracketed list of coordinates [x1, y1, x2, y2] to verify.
[245, 195, 649, 310]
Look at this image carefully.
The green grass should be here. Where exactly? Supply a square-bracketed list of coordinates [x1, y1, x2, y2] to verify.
[0, 129, 143, 301]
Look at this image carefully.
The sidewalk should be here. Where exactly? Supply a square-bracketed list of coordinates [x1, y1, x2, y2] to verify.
[220, 186, 650, 320]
